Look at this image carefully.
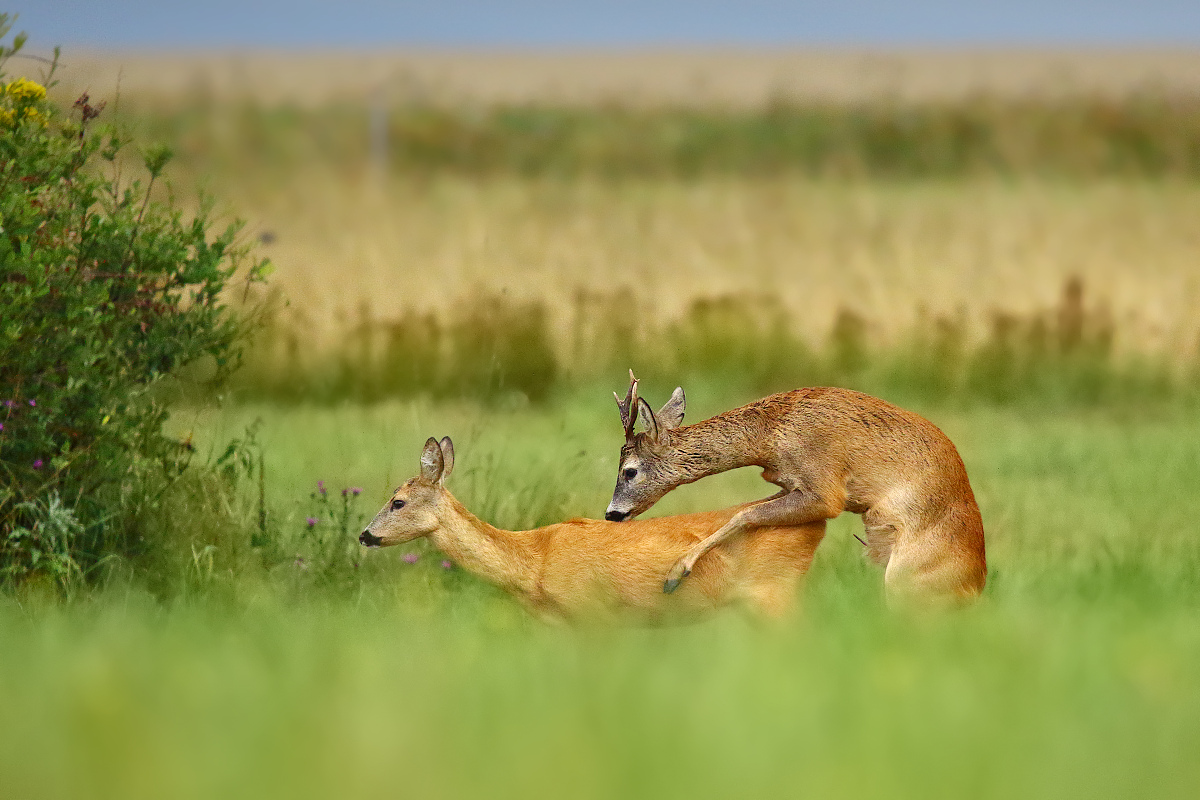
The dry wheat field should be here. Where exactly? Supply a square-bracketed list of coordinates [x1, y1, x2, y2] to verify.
[53, 48, 1200, 107]
[47, 51, 1200, 370]
[237, 176, 1200, 354]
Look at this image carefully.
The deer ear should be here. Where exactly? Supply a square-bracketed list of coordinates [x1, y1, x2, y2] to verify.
[438, 436, 455, 484]
[420, 437, 444, 484]
[636, 396, 660, 441]
[657, 386, 685, 429]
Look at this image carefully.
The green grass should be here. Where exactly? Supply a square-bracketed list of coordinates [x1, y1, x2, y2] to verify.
[3, 390, 1200, 799]
[228, 275, 1194, 411]
[125, 96, 1200, 180]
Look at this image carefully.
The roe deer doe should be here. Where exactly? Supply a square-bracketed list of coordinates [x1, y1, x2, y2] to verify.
[605, 373, 986, 605]
[360, 437, 826, 624]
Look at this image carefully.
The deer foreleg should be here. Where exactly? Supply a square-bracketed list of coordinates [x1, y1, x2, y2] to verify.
[663, 488, 839, 593]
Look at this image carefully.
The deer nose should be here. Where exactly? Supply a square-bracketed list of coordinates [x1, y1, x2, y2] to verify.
[359, 530, 381, 547]
[605, 510, 629, 522]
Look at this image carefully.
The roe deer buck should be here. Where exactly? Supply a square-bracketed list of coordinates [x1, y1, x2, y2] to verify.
[605, 373, 986, 605]
[359, 437, 826, 623]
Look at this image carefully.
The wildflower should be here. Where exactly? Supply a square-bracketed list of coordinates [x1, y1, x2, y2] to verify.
[341, 487, 348, 498]
[351, 487, 362, 496]
[403, 553, 419, 564]
[0, 423, 4, 432]
[28, 399, 35, 407]
[20, 107, 47, 127]
[5, 78, 47, 103]
[441, 560, 453, 570]
[3, 400, 12, 408]
[32, 459, 43, 470]
[317, 480, 326, 496]
[306, 516, 319, 528]
[0, 109, 12, 127]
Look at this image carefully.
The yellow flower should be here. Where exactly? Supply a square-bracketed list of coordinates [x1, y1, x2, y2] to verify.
[0, 108, 13, 127]
[22, 106, 48, 127]
[5, 77, 47, 103]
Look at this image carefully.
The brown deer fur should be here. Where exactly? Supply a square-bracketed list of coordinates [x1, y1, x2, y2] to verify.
[360, 437, 826, 624]
[605, 378, 986, 605]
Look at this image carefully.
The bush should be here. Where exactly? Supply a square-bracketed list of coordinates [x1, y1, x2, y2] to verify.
[0, 18, 270, 589]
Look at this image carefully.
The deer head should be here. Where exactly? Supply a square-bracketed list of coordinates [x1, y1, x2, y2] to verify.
[360, 436, 455, 547]
[605, 374, 686, 521]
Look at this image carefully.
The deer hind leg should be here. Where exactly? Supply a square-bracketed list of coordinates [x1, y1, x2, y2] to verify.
[883, 504, 987, 609]
[663, 488, 840, 594]
[885, 554, 978, 610]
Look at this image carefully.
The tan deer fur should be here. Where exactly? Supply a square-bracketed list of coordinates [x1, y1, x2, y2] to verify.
[606, 378, 987, 606]
[360, 437, 827, 624]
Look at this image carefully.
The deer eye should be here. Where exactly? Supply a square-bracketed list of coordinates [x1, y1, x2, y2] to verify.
[623, 468, 637, 480]
[391, 498, 406, 510]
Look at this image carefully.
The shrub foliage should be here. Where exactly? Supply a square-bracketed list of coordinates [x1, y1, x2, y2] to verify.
[0, 18, 269, 588]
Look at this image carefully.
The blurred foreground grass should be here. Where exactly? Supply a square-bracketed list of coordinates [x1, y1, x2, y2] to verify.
[4, 583, 1200, 800]
[3, 392, 1200, 799]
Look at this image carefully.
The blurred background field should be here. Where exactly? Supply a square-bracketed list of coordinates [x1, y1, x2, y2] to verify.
[42, 50, 1200, 406]
[5, 16, 1200, 800]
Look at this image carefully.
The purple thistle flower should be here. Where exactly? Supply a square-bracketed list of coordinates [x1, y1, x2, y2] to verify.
[32, 459, 43, 470]
[3, 400, 12, 408]
[351, 487, 362, 496]
[0, 423, 4, 432]
[341, 487, 348, 498]
[28, 399, 35, 407]
[403, 553, 419, 564]
[305, 516, 319, 528]
[317, 480, 327, 496]
[441, 560, 453, 570]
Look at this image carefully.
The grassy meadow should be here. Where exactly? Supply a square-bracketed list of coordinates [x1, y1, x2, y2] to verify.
[6, 49, 1200, 798]
[5, 395, 1200, 799]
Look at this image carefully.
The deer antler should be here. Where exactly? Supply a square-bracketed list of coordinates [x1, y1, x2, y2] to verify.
[613, 369, 640, 438]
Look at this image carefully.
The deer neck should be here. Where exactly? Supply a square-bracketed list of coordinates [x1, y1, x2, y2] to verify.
[668, 404, 773, 483]
[429, 493, 540, 596]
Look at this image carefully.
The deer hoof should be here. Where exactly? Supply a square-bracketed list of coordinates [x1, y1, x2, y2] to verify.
[663, 565, 691, 594]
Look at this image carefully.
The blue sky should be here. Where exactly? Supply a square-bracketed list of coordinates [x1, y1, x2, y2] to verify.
[12, 0, 1200, 49]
